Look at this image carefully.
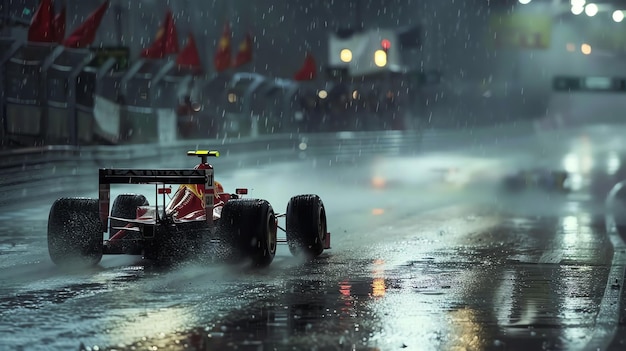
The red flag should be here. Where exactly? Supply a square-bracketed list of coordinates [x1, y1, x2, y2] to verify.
[141, 10, 179, 59]
[176, 33, 203, 75]
[53, 6, 66, 43]
[63, 1, 109, 48]
[27, 0, 55, 43]
[232, 33, 253, 68]
[214, 22, 231, 72]
[294, 52, 317, 81]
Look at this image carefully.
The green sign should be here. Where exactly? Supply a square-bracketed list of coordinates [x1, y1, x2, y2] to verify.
[90, 46, 130, 71]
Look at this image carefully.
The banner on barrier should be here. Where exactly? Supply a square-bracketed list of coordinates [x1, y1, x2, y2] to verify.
[93, 95, 120, 143]
[157, 109, 177, 144]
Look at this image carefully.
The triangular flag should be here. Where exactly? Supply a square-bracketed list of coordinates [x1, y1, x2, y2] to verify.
[27, 0, 56, 43]
[63, 1, 109, 48]
[176, 33, 203, 75]
[232, 33, 253, 68]
[141, 10, 179, 59]
[294, 52, 317, 81]
[214, 22, 231, 72]
[53, 6, 66, 43]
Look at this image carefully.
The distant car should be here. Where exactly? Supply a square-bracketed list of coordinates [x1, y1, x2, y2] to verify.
[47, 150, 330, 268]
[501, 168, 570, 193]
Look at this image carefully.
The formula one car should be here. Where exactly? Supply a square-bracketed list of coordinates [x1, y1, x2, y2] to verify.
[47, 150, 330, 267]
[501, 168, 570, 193]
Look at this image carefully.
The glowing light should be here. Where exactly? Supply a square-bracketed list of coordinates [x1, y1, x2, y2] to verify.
[227, 93, 237, 103]
[339, 281, 351, 297]
[340, 48, 352, 63]
[374, 50, 387, 67]
[562, 215, 578, 232]
[563, 136, 594, 175]
[298, 142, 307, 151]
[563, 153, 580, 173]
[371, 208, 385, 215]
[519, 0, 531, 4]
[449, 308, 486, 350]
[372, 278, 386, 297]
[109, 307, 191, 344]
[585, 3, 598, 16]
[571, 0, 586, 6]
[317, 90, 328, 99]
[581, 43, 592, 55]
[352, 90, 359, 99]
[608, 152, 621, 175]
[371, 176, 386, 188]
[380, 39, 391, 50]
[571, 5, 584, 15]
[613, 10, 624, 22]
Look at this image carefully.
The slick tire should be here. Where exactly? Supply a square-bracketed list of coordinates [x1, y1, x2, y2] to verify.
[109, 194, 149, 238]
[219, 199, 277, 267]
[48, 198, 103, 267]
[286, 194, 327, 258]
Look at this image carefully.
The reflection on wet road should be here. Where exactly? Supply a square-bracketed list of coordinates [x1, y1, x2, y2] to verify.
[2, 125, 626, 350]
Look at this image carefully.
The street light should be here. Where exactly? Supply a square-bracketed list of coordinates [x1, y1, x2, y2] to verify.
[585, 3, 598, 16]
[340, 49, 353, 63]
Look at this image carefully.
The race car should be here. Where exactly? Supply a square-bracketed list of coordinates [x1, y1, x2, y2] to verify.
[501, 168, 570, 193]
[47, 150, 330, 267]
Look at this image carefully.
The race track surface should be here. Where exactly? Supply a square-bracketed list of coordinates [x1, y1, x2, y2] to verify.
[2, 124, 626, 350]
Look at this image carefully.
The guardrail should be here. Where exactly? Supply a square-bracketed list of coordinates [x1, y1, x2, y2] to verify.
[0, 122, 538, 208]
[0, 131, 421, 207]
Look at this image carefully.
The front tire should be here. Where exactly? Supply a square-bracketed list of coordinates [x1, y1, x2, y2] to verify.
[219, 199, 277, 267]
[48, 198, 103, 267]
[286, 194, 327, 258]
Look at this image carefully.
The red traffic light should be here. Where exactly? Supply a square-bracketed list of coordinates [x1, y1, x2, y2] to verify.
[381, 39, 391, 51]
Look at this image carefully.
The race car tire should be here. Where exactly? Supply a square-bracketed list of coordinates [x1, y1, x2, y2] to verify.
[48, 198, 103, 267]
[286, 194, 326, 258]
[219, 198, 277, 267]
[109, 194, 149, 238]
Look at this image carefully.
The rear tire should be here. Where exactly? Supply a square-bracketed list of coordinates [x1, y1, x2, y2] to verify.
[219, 199, 277, 267]
[286, 194, 326, 258]
[109, 194, 149, 238]
[48, 198, 103, 267]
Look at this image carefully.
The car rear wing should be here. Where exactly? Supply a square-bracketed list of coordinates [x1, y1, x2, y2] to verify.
[99, 169, 209, 184]
[98, 168, 215, 231]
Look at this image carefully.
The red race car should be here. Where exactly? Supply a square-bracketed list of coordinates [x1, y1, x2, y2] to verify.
[47, 150, 330, 267]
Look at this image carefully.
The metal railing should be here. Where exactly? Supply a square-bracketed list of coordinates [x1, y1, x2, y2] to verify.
[0, 122, 538, 208]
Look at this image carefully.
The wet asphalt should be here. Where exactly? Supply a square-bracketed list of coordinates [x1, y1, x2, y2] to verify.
[2, 125, 626, 350]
